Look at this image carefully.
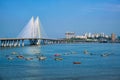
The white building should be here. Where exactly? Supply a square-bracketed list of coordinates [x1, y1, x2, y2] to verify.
[65, 32, 75, 39]
[76, 35, 87, 39]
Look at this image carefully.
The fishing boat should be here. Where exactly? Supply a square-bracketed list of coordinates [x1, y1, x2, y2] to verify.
[54, 57, 63, 61]
[64, 53, 69, 55]
[12, 52, 17, 55]
[25, 57, 33, 60]
[73, 62, 81, 64]
[38, 56, 47, 60]
[101, 53, 110, 57]
[16, 55, 24, 59]
[71, 52, 77, 54]
[8, 57, 14, 60]
[54, 54, 61, 57]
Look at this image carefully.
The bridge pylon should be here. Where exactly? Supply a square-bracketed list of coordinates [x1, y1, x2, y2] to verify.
[18, 16, 43, 45]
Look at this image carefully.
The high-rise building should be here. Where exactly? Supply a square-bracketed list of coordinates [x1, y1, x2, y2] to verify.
[111, 33, 116, 42]
[65, 32, 75, 39]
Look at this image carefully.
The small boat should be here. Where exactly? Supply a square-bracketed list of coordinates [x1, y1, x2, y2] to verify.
[38, 56, 47, 60]
[73, 62, 81, 64]
[101, 53, 110, 57]
[25, 58, 33, 60]
[64, 53, 69, 55]
[16, 55, 24, 59]
[12, 52, 17, 55]
[54, 57, 63, 61]
[54, 54, 61, 57]
[8, 57, 14, 60]
[71, 52, 77, 54]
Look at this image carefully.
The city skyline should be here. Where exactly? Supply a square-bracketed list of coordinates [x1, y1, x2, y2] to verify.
[0, 0, 120, 38]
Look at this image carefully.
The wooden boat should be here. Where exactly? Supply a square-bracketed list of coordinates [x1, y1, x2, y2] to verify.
[64, 53, 69, 55]
[73, 62, 81, 64]
[71, 52, 77, 54]
[101, 53, 110, 57]
[8, 57, 14, 60]
[54, 54, 61, 57]
[38, 56, 47, 60]
[54, 57, 63, 61]
[25, 58, 33, 60]
[16, 55, 24, 59]
[12, 52, 17, 55]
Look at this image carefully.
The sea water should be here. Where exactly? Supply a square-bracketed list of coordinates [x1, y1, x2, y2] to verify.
[0, 43, 120, 80]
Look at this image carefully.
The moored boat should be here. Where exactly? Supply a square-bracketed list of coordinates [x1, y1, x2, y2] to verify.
[64, 53, 69, 55]
[54, 57, 63, 61]
[16, 55, 24, 59]
[8, 57, 14, 60]
[101, 53, 110, 57]
[25, 57, 33, 60]
[38, 56, 47, 60]
[12, 52, 17, 55]
[73, 62, 81, 64]
[54, 54, 61, 57]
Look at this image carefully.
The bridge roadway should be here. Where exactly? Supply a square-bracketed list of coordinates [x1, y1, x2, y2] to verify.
[0, 38, 66, 47]
[0, 38, 62, 40]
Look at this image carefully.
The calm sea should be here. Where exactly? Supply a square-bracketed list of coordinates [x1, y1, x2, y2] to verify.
[0, 43, 120, 80]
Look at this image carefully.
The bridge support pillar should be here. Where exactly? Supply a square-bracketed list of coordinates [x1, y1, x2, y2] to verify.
[22, 40, 24, 46]
[57, 41, 60, 44]
[54, 40, 57, 44]
[13, 40, 15, 47]
[8, 40, 10, 47]
[45, 40, 47, 44]
[9, 40, 11, 47]
[37, 39, 40, 45]
[3, 40, 7, 47]
[11, 40, 13, 47]
[44, 40, 47, 45]
[1, 40, 4, 47]
[6, 40, 8, 47]
[18, 40, 20, 46]
[54, 41, 56, 44]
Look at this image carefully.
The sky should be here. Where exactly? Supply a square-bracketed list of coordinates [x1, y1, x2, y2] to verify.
[0, 0, 120, 38]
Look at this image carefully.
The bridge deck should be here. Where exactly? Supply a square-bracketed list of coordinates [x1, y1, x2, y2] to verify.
[0, 38, 65, 41]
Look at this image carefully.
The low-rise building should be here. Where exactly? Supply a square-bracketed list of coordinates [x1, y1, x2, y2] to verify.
[65, 32, 75, 39]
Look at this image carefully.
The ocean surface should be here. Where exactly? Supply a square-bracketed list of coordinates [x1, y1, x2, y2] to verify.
[0, 43, 120, 80]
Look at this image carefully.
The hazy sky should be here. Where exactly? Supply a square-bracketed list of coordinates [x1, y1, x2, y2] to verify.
[0, 0, 120, 38]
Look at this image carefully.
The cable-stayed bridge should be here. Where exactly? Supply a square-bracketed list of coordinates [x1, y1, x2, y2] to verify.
[0, 16, 66, 47]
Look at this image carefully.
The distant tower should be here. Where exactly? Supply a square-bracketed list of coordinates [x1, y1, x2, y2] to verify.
[65, 32, 75, 39]
[111, 33, 116, 42]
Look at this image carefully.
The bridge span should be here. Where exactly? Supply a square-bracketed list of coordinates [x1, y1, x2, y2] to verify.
[0, 38, 66, 47]
[0, 16, 67, 47]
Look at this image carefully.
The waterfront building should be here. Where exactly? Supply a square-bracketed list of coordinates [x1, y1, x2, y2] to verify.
[84, 33, 92, 38]
[93, 33, 100, 38]
[104, 35, 109, 38]
[75, 35, 87, 39]
[100, 33, 105, 37]
[65, 32, 75, 39]
[111, 33, 116, 42]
